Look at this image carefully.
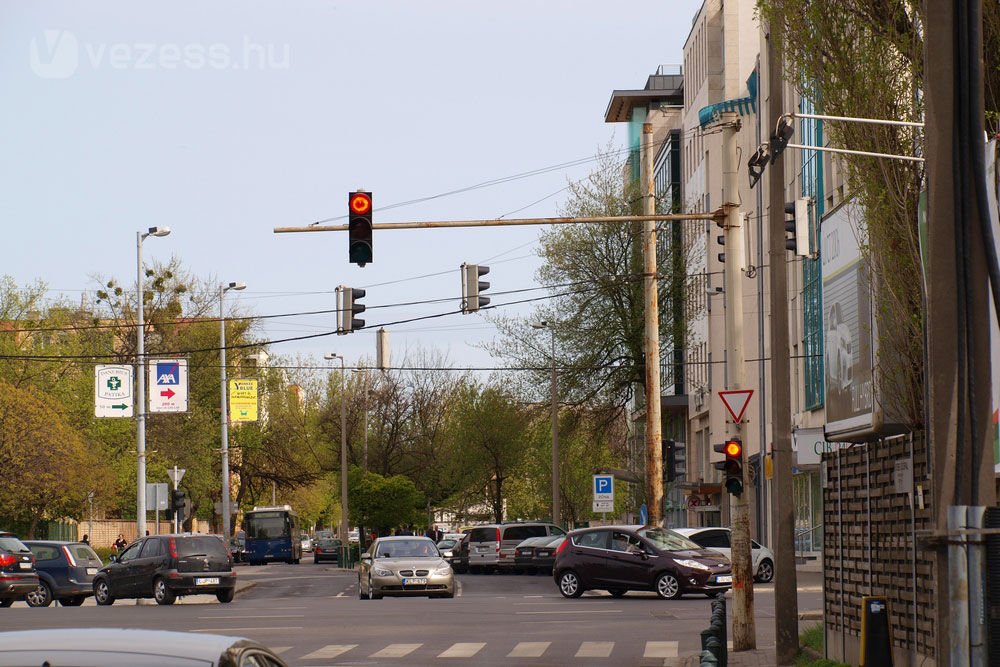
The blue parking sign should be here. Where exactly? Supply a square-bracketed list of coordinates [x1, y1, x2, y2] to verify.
[593, 474, 614, 500]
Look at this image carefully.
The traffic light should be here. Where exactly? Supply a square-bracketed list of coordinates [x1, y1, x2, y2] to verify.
[662, 439, 686, 483]
[336, 286, 366, 334]
[171, 488, 186, 512]
[348, 191, 373, 267]
[784, 198, 810, 256]
[716, 233, 725, 264]
[713, 438, 744, 496]
[461, 263, 491, 313]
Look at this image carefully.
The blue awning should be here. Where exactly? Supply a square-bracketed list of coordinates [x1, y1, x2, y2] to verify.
[698, 96, 756, 128]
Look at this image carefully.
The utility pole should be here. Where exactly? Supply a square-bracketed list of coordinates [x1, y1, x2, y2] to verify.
[764, 25, 799, 665]
[641, 122, 664, 526]
[720, 113, 755, 650]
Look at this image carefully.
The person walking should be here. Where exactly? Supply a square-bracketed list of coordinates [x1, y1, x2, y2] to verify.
[81, 534, 90, 546]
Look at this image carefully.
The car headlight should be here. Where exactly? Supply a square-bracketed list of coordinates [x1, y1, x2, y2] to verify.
[372, 566, 393, 577]
[674, 559, 711, 571]
[434, 565, 452, 576]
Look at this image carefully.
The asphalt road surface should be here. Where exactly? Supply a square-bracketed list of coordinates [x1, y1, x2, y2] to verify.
[1, 554, 824, 666]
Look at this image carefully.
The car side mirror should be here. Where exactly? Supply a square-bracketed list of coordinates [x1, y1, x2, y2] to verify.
[109, 554, 118, 563]
[360, 554, 371, 563]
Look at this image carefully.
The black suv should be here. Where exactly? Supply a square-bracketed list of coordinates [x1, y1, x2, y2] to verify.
[23, 540, 102, 607]
[0, 532, 38, 607]
[93, 534, 236, 606]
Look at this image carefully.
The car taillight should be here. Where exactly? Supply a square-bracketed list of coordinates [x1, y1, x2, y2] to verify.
[168, 538, 178, 558]
[556, 539, 569, 554]
[496, 528, 501, 552]
[0, 554, 16, 567]
[315, 548, 322, 554]
[62, 545, 77, 567]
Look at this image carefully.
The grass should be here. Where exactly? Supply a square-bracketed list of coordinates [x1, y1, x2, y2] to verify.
[794, 624, 852, 667]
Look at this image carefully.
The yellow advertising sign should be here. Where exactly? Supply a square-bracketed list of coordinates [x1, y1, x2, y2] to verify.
[229, 379, 258, 423]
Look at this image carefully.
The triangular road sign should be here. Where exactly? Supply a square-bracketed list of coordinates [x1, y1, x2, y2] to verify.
[719, 389, 754, 423]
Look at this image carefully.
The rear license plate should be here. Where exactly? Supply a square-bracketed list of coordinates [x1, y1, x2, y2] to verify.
[537, 551, 550, 557]
[716, 575, 732, 584]
[18, 562, 31, 570]
[402, 578, 427, 585]
[86, 567, 98, 575]
[196, 577, 220, 586]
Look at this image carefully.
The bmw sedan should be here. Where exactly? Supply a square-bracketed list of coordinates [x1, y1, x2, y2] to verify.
[358, 536, 454, 599]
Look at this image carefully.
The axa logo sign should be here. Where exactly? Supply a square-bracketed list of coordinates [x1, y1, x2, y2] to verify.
[156, 362, 180, 385]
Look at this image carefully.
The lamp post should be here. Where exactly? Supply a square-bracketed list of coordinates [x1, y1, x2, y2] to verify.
[531, 321, 559, 527]
[220, 281, 246, 539]
[353, 367, 369, 471]
[324, 354, 349, 542]
[136, 226, 170, 539]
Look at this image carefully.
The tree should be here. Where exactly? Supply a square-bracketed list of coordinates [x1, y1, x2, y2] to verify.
[347, 468, 423, 534]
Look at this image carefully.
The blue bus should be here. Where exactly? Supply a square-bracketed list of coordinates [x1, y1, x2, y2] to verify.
[243, 505, 302, 565]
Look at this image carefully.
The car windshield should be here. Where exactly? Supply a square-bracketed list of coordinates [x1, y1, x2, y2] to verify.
[176, 536, 229, 558]
[317, 538, 339, 547]
[638, 528, 703, 551]
[375, 539, 438, 558]
[0, 536, 29, 552]
[437, 540, 457, 549]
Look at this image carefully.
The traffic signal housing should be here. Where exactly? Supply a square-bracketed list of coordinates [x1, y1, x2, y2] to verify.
[784, 198, 811, 256]
[171, 488, 186, 512]
[348, 191, 373, 267]
[461, 263, 491, 313]
[663, 439, 686, 483]
[337, 286, 366, 334]
[713, 438, 744, 496]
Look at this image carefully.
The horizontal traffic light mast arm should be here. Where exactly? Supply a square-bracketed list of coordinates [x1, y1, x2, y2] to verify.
[274, 212, 723, 234]
[792, 111, 924, 129]
[785, 142, 924, 163]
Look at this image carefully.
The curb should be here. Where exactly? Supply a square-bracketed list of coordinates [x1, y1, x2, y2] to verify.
[799, 609, 823, 620]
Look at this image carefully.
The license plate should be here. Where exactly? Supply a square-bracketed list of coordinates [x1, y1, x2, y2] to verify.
[402, 578, 427, 585]
[18, 562, 31, 570]
[86, 567, 98, 575]
[716, 575, 732, 584]
[196, 577, 220, 586]
[537, 551, 549, 557]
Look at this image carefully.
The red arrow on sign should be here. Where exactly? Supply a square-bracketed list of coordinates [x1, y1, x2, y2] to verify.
[160, 388, 176, 399]
[719, 389, 753, 423]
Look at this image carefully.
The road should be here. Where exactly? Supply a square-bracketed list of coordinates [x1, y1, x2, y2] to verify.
[1, 555, 823, 666]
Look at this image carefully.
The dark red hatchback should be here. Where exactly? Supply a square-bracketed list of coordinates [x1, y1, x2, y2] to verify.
[552, 525, 732, 600]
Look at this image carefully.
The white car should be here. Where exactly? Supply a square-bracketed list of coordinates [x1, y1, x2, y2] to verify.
[348, 529, 360, 544]
[672, 527, 775, 583]
[300, 535, 313, 552]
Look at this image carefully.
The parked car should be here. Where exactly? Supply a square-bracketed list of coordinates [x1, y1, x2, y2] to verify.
[92, 533, 236, 606]
[348, 529, 360, 544]
[467, 522, 566, 572]
[672, 527, 775, 583]
[0, 628, 288, 667]
[313, 537, 341, 564]
[300, 534, 313, 553]
[529, 535, 565, 575]
[357, 536, 454, 599]
[22, 540, 102, 607]
[513, 536, 558, 573]
[552, 525, 732, 600]
[0, 532, 38, 607]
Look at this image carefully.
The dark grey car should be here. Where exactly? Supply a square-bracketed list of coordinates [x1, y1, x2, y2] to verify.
[0, 532, 38, 607]
[23, 540, 102, 607]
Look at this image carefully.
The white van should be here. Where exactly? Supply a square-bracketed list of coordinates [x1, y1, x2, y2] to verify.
[467, 522, 566, 572]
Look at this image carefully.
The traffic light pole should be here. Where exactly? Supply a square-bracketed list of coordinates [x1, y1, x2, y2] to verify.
[720, 113, 755, 651]
[172, 467, 180, 533]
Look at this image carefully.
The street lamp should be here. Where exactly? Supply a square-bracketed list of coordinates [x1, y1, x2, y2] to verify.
[136, 226, 171, 538]
[220, 281, 246, 540]
[324, 353, 349, 542]
[531, 320, 560, 527]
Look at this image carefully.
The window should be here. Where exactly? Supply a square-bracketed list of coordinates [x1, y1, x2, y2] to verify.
[610, 532, 644, 554]
[573, 531, 610, 550]
[693, 530, 730, 549]
[549, 527, 566, 536]
[469, 527, 498, 543]
[177, 536, 229, 559]
[504, 526, 546, 541]
[30, 545, 60, 561]
[118, 543, 141, 563]
[140, 539, 162, 558]
[799, 96, 825, 410]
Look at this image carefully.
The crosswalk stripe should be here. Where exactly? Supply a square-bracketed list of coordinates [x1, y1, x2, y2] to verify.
[575, 641, 614, 658]
[438, 642, 487, 658]
[300, 644, 357, 660]
[371, 643, 422, 658]
[269, 647, 292, 654]
[643, 641, 679, 658]
[507, 642, 550, 658]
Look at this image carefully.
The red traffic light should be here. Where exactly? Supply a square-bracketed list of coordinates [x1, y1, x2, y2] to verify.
[724, 440, 742, 458]
[349, 192, 372, 215]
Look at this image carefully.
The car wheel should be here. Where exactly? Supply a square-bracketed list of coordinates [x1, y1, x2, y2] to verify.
[358, 575, 368, 600]
[369, 575, 383, 600]
[655, 572, 682, 600]
[25, 580, 52, 608]
[59, 596, 86, 607]
[608, 588, 627, 598]
[94, 580, 115, 606]
[216, 588, 235, 603]
[153, 577, 176, 605]
[558, 570, 584, 598]
[755, 558, 775, 583]
[0, 599, 13, 608]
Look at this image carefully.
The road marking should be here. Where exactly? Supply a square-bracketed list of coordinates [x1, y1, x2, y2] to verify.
[270, 647, 291, 654]
[438, 642, 486, 658]
[644, 641, 679, 658]
[193, 627, 302, 633]
[576, 641, 614, 658]
[300, 644, 358, 660]
[516, 610, 623, 615]
[507, 642, 550, 658]
[370, 643, 422, 658]
[196, 615, 304, 619]
[523, 595, 544, 598]
[456, 581, 463, 597]
[335, 592, 347, 598]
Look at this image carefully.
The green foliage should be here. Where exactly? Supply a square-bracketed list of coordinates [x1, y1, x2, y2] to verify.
[347, 468, 423, 532]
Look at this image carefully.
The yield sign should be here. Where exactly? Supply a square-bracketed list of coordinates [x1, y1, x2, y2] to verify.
[719, 389, 754, 423]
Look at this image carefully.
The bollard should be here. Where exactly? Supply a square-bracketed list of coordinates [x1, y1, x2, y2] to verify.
[700, 650, 719, 666]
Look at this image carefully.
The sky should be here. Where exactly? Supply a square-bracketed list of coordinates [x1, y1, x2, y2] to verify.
[0, 0, 703, 374]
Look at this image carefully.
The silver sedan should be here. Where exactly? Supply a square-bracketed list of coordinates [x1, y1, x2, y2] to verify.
[358, 536, 455, 599]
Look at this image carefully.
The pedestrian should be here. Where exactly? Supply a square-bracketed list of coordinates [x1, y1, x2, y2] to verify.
[113, 534, 127, 553]
[81, 534, 90, 546]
